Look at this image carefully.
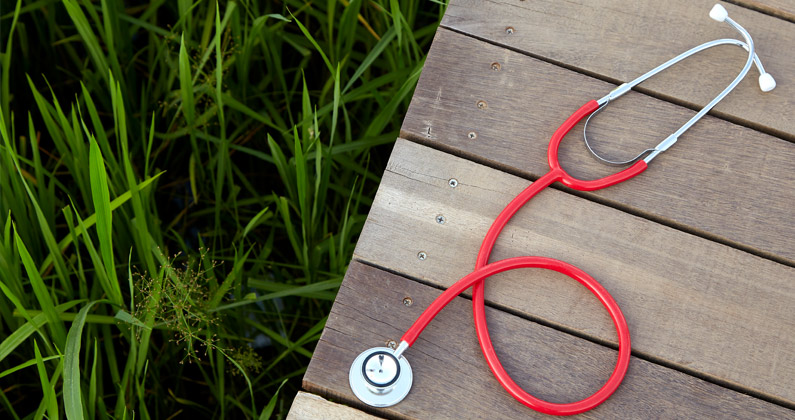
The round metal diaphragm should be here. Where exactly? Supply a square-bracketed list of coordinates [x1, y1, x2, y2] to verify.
[362, 351, 400, 387]
[349, 347, 412, 407]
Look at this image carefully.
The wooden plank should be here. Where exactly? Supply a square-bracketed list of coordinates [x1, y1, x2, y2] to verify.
[304, 261, 795, 419]
[353, 139, 795, 406]
[401, 28, 795, 263]
[731, 0, 795, 22]
[440, 0, 795, 137]
[287, 391, 382, 420]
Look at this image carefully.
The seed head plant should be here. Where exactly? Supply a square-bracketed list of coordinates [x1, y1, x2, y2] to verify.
[134, 250, 222, 362]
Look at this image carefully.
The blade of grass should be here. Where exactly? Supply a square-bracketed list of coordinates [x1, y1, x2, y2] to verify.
[242, 318, 312, 358]
[62, 0, 111, 86]
[0, 300, 82, 364]
[259, 379, 288, 420]
[37, 173, 163, 273]
[178, 33, 195, 126]
[364, 59, 424, 137]
[63, 300, 102, 420]
[289, 10, 334, 75]
[241, 207, 270, 239]
[390, 0, 402, 47]
[211, 278, 340, 312]
[342, 26, 396, 93]
[264, 316, 326, 371]
[1, 0, 22, 122]
[112, 78, 158, 278]
[14, 227, 67, 347]
[89, 137, 122, 305]
[33, 341, 59, 420]
[1, 111, 72, 296]
[88, 339, 98, 420]
[0, 354, 61, 380]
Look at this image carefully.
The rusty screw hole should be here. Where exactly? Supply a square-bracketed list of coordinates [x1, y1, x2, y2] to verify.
[505, 26, 515, 34]
[386, 339, 397, 349]
[403, 297, 413, 307]
[491, 62, 501, 71]
[476, 100, 487, 109]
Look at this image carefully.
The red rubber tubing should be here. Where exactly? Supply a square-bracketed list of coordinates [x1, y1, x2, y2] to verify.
[399, 101, 648, 415]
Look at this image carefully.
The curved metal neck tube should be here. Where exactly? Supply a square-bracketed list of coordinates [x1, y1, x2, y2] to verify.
[587, 15, 762, 165]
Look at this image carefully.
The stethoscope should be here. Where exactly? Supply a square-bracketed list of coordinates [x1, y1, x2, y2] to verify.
[348, 4, 776, 415]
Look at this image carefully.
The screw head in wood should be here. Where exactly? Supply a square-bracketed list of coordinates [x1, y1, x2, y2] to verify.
[436, 215, 446, 224]
[476, 100, 487, 109]
[417, 251, 427, 260]
[468, 131, 477, 139]
[505, 26, 515, 34]
[448, 178, 459, 188]
[491, 62, 501, 71]
[403, 297, 413, 306]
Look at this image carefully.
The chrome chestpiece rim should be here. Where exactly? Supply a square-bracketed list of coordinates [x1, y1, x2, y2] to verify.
[349, 347, 412, 407]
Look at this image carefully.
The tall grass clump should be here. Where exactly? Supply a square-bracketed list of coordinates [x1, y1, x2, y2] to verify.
[0, 0, 446, 418]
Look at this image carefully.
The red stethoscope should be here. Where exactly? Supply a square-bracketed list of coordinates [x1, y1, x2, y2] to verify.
[349, 4, 775, 415]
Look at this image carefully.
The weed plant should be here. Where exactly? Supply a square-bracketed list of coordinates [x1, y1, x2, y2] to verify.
[0, 0, 445, 418]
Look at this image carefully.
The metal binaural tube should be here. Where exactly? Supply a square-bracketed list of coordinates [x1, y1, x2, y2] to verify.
[587, 6, 774, 166]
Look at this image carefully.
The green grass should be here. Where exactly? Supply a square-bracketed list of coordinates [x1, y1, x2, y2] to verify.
[0, 0, 446, 418]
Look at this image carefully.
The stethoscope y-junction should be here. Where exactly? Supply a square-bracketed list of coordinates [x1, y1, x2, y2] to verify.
[348, 4, 776, 416]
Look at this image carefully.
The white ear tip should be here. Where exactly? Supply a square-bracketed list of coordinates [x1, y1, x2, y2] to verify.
[710, 4, 728, 22]
[759, 73, 776, 92]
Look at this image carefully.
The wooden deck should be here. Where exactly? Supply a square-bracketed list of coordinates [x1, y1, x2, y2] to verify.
[289, 0, 795, 418]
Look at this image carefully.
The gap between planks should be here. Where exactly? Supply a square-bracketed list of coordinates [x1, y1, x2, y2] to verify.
[725, 0, 795, 23]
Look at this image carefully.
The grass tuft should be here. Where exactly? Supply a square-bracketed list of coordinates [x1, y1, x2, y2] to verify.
[0, 0, 446, 417]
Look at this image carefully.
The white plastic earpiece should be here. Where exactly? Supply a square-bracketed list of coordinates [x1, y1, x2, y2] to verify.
[709, 4, 729, 22]
[758, 73, 776, 92]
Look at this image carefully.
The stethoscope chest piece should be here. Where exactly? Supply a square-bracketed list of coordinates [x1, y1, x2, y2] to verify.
[349, 346, 412, 407]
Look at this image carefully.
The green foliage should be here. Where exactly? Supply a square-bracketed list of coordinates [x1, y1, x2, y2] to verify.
[0, 0, 445, 418]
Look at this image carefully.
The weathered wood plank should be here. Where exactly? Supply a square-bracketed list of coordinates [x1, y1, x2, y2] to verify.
[401, 28, 795, 263]
[287, 392, 382, 420]
[353, 139, 795, 405]
[441, 0, 795, 137]
[304, 261, 795, 419]
[728, 0, 795, 22]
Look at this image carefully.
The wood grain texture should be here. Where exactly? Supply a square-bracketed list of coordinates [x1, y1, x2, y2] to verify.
[401, 28, 795, 263]
[353, 139, 795, 406]
[731, 0, 795, 22]
[440, 0, 795, 137]
[287, 392, 382, 420]
[303, 261, 795, 419]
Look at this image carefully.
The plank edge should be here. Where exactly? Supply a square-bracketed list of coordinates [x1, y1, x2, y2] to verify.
[288, 391, 384, 420]
[435, 22, 795, 143]
[393, 134, 794, 268]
